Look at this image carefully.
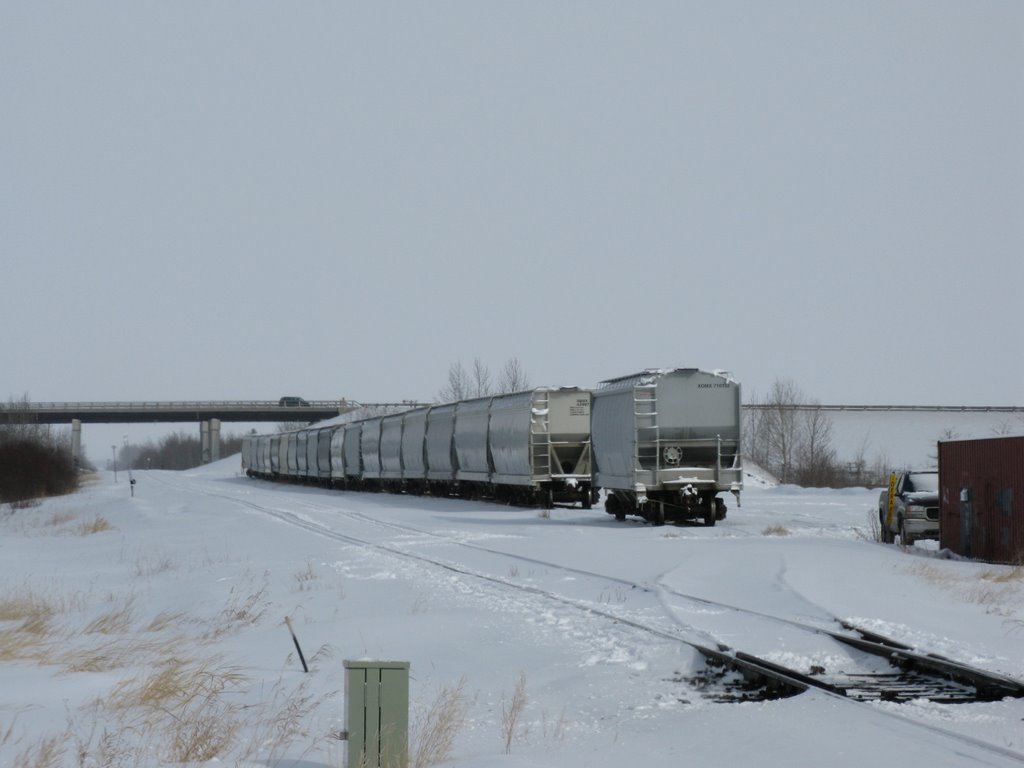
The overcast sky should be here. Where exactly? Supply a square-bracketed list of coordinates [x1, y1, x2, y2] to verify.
[4, 2, 1022, 426]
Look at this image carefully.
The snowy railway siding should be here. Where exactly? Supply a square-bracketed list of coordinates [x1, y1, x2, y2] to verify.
[10, 463, 1024, 767]
[171, 471, 1024, 714]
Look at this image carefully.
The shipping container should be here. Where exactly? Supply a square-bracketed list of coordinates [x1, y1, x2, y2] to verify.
[939, 436, 1024, 564]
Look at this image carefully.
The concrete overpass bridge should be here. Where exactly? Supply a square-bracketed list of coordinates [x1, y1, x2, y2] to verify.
[1, 400, 351, 425]
[0, 399, 419, 465]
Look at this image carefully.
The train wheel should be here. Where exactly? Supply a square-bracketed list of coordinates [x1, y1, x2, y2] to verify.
[652, 502, 665, 527]
[606, 494, 626, 521]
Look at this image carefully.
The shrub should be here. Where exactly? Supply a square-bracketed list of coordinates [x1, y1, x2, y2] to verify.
[0, 435, 78, 504]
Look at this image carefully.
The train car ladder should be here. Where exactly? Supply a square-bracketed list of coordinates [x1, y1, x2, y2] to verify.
[530, 389, 552, 480]
[634, 384, 659, 476]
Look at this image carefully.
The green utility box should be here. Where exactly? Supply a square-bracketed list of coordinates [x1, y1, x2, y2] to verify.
[344, 660, 410, 768]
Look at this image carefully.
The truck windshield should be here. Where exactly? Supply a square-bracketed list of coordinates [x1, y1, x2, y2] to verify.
[906, 472, 938, 493]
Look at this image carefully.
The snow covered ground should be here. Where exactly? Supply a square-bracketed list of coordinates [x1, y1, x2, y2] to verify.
[4, 458, 1024, 767]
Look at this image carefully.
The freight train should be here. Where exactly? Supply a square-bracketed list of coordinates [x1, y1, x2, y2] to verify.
[242, 368, 743, 525]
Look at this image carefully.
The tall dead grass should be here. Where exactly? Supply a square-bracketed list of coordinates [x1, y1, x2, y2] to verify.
[502, 673, 528, 754]
[911, 561, 1024, 607]
[0, 516, 340, 766]
[107, 656, 246, 762]
[75, 515, 113, 535]
[0, 588, 59, 664]
[410, 677, 468, 768]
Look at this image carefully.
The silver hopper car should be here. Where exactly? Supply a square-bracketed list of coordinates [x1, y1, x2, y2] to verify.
[592, 368, 742, 525]
[486, 387, 596, 508]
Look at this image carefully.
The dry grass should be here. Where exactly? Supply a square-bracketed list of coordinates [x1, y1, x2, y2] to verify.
[0, 588, 59, 663]
[541, 707, 569, 742]
[145, 610, 187, 633]
[108, 655, 246, 714]
[0, 509, 346, 766]
[44, 511, 75, 527]
[11, 733, 66, 768]
[863, 508, 883, 542]
[75, 515, 113, 535]
[762, 525, 791, 536]
[107, 655, 247, 761]
[909, 561, 1024, 608]
[85, 598, 136, 635]
[980, 565, 1024, 584]
[502, 673, 527, 754]
[134, 551, 177, 578]
[220, 577, 270, 627]
[0, 589, 57, 624]
[237, 677, 321, 766]
[410, 677, 468, 768]
[293, 560, 318, 591]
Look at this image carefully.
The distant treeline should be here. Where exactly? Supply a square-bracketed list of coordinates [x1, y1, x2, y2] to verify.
[124, 431, 246, 471]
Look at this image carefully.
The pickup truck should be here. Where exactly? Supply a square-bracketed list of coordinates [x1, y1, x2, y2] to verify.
[878, 470, 940, 545]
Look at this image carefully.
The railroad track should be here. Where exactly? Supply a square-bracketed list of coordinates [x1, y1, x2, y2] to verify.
[691, 623, 1024, 704]
[154, 471, 1024, 711]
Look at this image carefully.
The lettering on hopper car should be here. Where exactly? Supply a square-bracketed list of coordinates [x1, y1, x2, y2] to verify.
[570, 399, 591, 417]
[697, 383, 732, 389]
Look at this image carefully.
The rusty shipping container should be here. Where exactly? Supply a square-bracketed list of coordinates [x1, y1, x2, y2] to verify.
[939, 436, 1024, 564]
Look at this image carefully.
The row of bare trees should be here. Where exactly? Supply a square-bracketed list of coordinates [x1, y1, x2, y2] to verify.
[436, 357, 530, 402]
[743, 379, 886, 488]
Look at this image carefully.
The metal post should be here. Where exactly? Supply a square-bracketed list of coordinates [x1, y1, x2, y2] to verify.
[111, 445, 117, 483]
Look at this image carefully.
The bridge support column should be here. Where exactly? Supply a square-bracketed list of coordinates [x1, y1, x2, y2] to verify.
[199, 420, 222, 464]
[201, 421, 210, 464]
[71, 419, 81, 470]
[210, 419, 221, 462]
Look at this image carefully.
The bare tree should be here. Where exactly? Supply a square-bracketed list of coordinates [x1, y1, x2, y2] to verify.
[497, 357, 530, 393]
[761, 379, 803, 484]
[745, 378, 838, 486]
[796, 404, 837, 486]
[438, 358, 531, 401]
[471, 358, 492, 398]
[437, 361, 472, 403]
